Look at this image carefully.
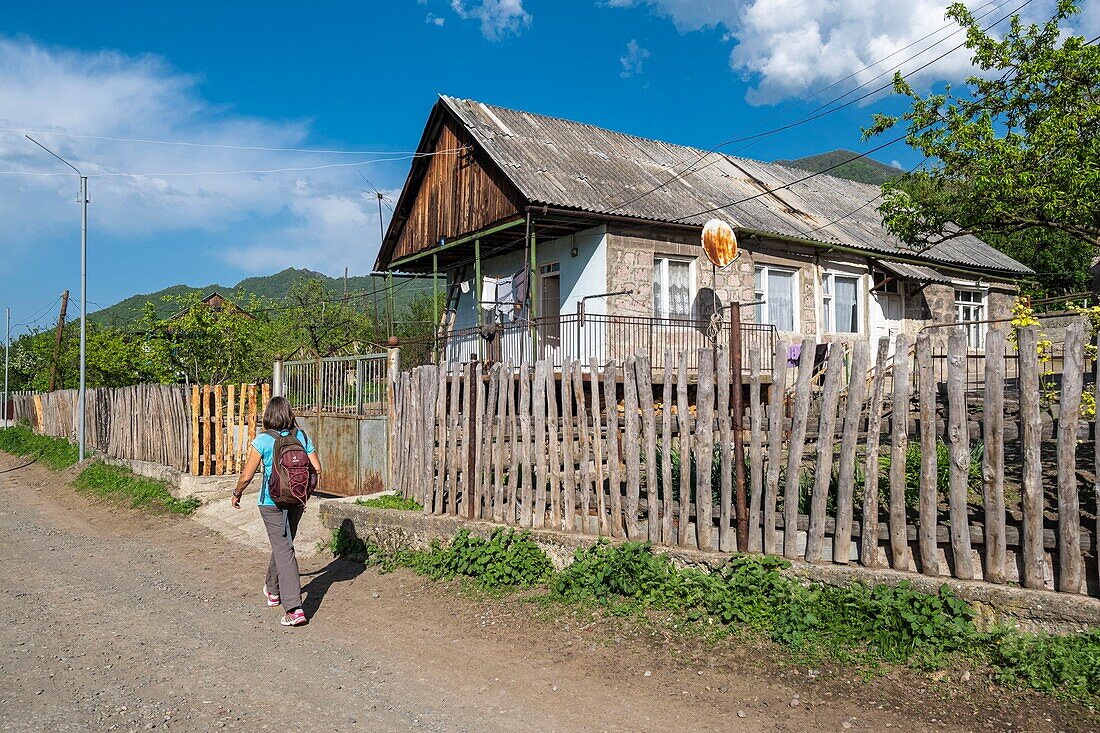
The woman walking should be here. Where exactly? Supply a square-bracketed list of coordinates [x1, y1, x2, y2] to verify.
[232, 396, 321, 627]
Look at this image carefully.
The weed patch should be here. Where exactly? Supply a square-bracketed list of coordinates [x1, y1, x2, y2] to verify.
[354, 494, 424, 511]
[329, 529, 1100, 704]
[74, 462, 201, 515]
[0, 425, 80, 470]
[329, 525, 551, 590]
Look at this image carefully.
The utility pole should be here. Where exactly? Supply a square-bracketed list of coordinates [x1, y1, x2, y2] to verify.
[27, 136, 88, 461]
[48, 290, 69, 392]
[3, 307, 9, 428]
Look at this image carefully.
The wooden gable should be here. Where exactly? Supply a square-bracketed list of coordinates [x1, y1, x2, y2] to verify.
[383, 107, 527, 267]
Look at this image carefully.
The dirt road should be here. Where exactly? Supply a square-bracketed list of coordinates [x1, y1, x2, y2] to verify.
[1, 453, 1091, 732]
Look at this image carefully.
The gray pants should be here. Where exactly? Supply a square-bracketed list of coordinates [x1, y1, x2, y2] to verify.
[260, 505, 304, 612]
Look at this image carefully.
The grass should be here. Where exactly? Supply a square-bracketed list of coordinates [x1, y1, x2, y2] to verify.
[329, 527, 1100, 706]
[0, 424, 80, 469]
[0, 426, 200, 516]
[74, 462, 201, 515]
[354, 494, 424, 511]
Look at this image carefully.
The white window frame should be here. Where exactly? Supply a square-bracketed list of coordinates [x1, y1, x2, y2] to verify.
[820, 270, 863, 335]
[754, 264, 800, 332]
[652, 255, 695, 320]
[954, 286, 987, 349]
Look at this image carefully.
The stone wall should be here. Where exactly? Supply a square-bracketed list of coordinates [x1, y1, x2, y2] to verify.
[603, 224, 1020, 348]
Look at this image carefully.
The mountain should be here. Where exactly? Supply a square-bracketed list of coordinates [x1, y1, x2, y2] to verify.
[89, 267, 435, 327]
[775, 150, 902, 186]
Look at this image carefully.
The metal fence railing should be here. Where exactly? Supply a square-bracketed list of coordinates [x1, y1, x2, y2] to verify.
[282, 353, 389, 416]
[407, 314, 778, 374]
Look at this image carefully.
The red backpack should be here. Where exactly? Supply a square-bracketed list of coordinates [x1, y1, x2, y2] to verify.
[266, 430, 318, 509]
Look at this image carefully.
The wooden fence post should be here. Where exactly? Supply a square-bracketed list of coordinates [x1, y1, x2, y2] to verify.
[660, 352, 674, 545]
[888, 334, 913, 571]
[946, 329, 975, 581]
[570, 361, 592, 534]
[982, 330, 1007, 583]
[859, 338, 892, 567]
[676, 351, 693, 548]
[805, 344, 844, 564]
[695, 349, 715, 552]
[190, 385, 200, 476]
[532, 360, 547, 529]
[747, 349, 764, 554]
[833, 341, 870, 565]
[1057, 320, 1085, 593]
[589, 357, 608, 537]
[214, 384, 224, 476]
[519, 363, 533, 527]
[716, 348, 734, 552]
[764, 339, 789, 555]
[783, 337, 816, 560]
[623, 356, 642, 540]
[916, 334, 940, 577]
[604, 360, 624, 538]
[636, 357, 659, 544]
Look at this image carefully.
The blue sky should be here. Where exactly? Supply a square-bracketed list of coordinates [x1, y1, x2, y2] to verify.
[2, 0, 1094, 334]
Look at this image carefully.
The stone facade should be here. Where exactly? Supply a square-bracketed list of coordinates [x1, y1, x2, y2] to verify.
[603, 224, 1020, 350]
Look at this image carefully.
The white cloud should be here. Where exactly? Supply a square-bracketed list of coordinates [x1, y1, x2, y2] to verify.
[607, 0, 1086, 104]
[450, 0, 532, 40]
[426, 13, 446, 26]
[620, 39, 651, 77]
[0, 37, 397, 276]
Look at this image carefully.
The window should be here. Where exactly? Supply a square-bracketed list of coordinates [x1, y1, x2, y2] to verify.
[754, 265, 798, 331]
[653, 256, 692, 319]
[955, 288, 986, 348]
[821, 272, 861, 333]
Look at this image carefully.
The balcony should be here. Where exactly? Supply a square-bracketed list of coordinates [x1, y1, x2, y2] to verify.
[403, 313, 778, 373]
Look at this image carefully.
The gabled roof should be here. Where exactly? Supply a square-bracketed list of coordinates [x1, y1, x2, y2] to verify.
[432, 96, 1030, 277]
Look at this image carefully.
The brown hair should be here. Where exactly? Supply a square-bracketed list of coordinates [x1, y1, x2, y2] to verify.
[262, 396, 297, 432]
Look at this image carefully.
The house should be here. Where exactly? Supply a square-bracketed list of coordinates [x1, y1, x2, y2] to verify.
[375, 96, 1031, 370]
[166, 292, 254, 322]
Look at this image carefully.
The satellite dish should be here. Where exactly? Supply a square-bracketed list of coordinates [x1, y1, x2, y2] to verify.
[701, 219, 739, 268]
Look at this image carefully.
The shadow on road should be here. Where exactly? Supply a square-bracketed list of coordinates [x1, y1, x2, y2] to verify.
[300, 558, 366, 618]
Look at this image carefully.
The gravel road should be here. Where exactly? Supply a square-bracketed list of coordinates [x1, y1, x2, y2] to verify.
[1, 452, 1091, 732]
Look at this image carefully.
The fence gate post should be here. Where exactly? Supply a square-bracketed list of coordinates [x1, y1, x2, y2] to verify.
[386, 347, 401, 491]
[272, 355, 284, 397]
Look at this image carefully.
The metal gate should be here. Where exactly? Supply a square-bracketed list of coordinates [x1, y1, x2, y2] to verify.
[278, 354, 390, 496]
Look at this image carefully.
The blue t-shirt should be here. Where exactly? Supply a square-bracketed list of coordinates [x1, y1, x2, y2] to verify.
[251, 429, 316, 506]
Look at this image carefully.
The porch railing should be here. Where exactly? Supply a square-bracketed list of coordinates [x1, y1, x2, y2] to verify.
[414, 314, 777, 373]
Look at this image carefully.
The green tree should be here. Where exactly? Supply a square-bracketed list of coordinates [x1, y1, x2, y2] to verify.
[148, 292, 273, 385]
[273, 278, 382, 358]
[865, 0, 1099, 293]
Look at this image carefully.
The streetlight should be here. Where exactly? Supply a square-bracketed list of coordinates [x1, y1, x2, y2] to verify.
[27, 135, 88, 461]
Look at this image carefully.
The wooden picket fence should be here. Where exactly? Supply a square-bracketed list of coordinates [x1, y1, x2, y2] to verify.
[391, 322, 1099, 597]
[9, 385, 192, 471]
[189, 383, 270, 476]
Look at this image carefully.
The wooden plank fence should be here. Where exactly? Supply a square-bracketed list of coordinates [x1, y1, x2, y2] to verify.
[190, 383, 270, 476]
[390, 322, 1100, 598]
[9, 385, 192, 471]
[7, 382, 271, 475]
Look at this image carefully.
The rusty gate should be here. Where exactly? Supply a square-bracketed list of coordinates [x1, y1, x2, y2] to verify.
[278, 354, 390, 496]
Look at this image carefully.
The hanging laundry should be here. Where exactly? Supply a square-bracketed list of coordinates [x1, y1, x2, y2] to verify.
[512, 267, 529, 308]
[481, 277, 498, 311]
[459, 280, 470, 294]
[495, 276, 515, 321]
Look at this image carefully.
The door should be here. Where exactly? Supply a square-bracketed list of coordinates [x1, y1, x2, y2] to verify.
[870, 271, 904, 360]
[538, 262, 561, 360]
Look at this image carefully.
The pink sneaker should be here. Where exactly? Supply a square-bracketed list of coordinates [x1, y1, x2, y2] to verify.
[281, 609, 307, 627]
[263, 585, 280, 607]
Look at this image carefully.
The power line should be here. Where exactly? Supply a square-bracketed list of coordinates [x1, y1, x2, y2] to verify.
[0, 127, 426, 156]
[0, 146, 468, 179]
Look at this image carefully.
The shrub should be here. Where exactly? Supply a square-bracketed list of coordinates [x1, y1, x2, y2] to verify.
[74, 462, 201, 515]
[409, 528, 553, 590]
[355, 494, 423, 511]
[0, 425, 80, 470]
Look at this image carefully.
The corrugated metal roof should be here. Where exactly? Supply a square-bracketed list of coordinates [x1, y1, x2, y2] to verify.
[876, 261, 955, 284]
[440, 96, 1031, 277]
